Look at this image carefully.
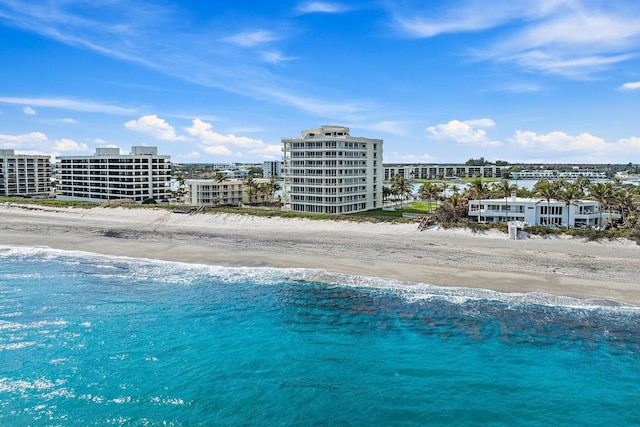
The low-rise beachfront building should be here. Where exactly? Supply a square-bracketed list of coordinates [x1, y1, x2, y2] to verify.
[282, 125, 383, 214]
[384, 164, 504, 180]
[510, 170, 607, 180]
[0, 149, 51, 197]
[186, 178, 269, 206]
[468, 195, 615, 228]
[56, 146, 171, 203]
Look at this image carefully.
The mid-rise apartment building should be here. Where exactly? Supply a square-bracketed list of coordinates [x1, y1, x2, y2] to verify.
[263, 160, 282, 179]
[282, 125, 382, 214]
[0, 149, 51, 196]
[56, 146, 170, 203]
[186, 178, 269, 206]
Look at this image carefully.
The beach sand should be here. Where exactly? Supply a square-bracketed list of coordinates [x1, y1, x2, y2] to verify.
[1, 203, 639, 305]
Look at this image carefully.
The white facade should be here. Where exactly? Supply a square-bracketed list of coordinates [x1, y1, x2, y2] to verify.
[186, 178, 268, 206]
[56, 146, 171, 203]
[282, 125, 383, 214]
[384, 164, 504, 180]
[0, 149, 51, 196]
[263, 160, 282, 178]
[468, 196, 613, 228]
[510, 170, 607, 180]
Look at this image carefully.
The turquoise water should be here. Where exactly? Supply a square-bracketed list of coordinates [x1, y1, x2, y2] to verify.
[1, 246, 639, 426]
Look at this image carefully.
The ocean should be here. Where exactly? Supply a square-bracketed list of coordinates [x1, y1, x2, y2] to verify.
[1, 245, 639, 426]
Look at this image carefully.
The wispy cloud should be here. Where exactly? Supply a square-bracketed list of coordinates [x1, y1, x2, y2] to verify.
[22, 106, 36, 115]
[295, 2, 350, 14]
[261, 51, 297, 64]
[0, 97, 136, 114]
[0, 1, 368, 118]
[223, 30, 280, 47]
[394, 0, 640, 78]
[619, 81, 640, 90]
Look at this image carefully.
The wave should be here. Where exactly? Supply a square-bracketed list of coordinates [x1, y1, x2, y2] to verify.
[1, 244, 638, 312]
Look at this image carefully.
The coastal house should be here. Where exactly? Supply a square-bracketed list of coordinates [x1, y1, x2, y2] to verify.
[282, 125, 383, 214]
[468, 195, 615, 228]
[56, 146, 171, 203]
[0, 149, 51, 197]
[186, 178, 270, 206]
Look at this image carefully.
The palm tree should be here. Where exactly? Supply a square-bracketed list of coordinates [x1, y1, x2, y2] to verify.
[243, 175, 259, 204]
[264, 176, 281, 204]
[382, 185, 392, 204]
[466, 178, 489, 200]
[556, 186, 580, 228]
[465, 178, 489, 223]
[213, 171, 228, 205]
[611, 188, 635, 225]
[492, 179, 518, 223]
[588, 182, 613, 229]
[418, 182, 439, 212]
[534, 180, 557, 226]
[573, 176, 591, 197]
[390, 174, 412, 209]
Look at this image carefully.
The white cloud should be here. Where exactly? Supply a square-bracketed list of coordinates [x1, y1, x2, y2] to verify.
[386, 152, 436, 163]
[619, 81, 640, 90]
[186, 119, 264, 148]
[395, 1, 640, 78]
[261, 51, 297, 64]
[426, 118, 500, 146]
[53, 138, 88, 151]
[295, 2, 349, 14]
[510, 129, 640, 161]
[0, 131, 88, 152]
[23, 106, 36, 115]
[202, 145, 233, 156]
[61, 118, 77, 123]
[124, 115, 185, 141]
[223, 30, 279, 47]
[185, 119, 281, 158]
[181, 151, 201, 159]
[512, 130, 606, 152]
[0, 97, 136, 115]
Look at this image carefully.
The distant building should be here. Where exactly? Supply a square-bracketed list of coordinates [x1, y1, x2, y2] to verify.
[186, 178, 269, 206]
[282, 125, 382, 214]
[56, 146, 171, 203]
[0, 149, 51, 197]
[468, 195, 615, 228]
[263, 160, 282, 179]
[384, 164, 504, 180]
[509, 170, 607, 180]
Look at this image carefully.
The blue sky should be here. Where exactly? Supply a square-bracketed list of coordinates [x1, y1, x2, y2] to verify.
[1, 0, 640, 164]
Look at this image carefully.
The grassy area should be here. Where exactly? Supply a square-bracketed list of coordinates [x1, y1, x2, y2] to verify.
[0, 197, 99, 208]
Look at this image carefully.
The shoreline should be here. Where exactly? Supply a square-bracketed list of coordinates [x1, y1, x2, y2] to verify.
[1, 204, 640, 305]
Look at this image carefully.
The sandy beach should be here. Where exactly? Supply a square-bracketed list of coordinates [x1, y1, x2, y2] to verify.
[1, 203, 639, 305]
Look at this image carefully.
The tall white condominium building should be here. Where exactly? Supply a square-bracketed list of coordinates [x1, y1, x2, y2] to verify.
[57, 146, 171, 203]
[263, 160, 282, 178]
[282, 125, 383, 214]
[0, 149, 51, 196]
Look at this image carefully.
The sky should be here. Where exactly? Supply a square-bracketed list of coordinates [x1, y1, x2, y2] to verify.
[1, 0, 640, 165]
